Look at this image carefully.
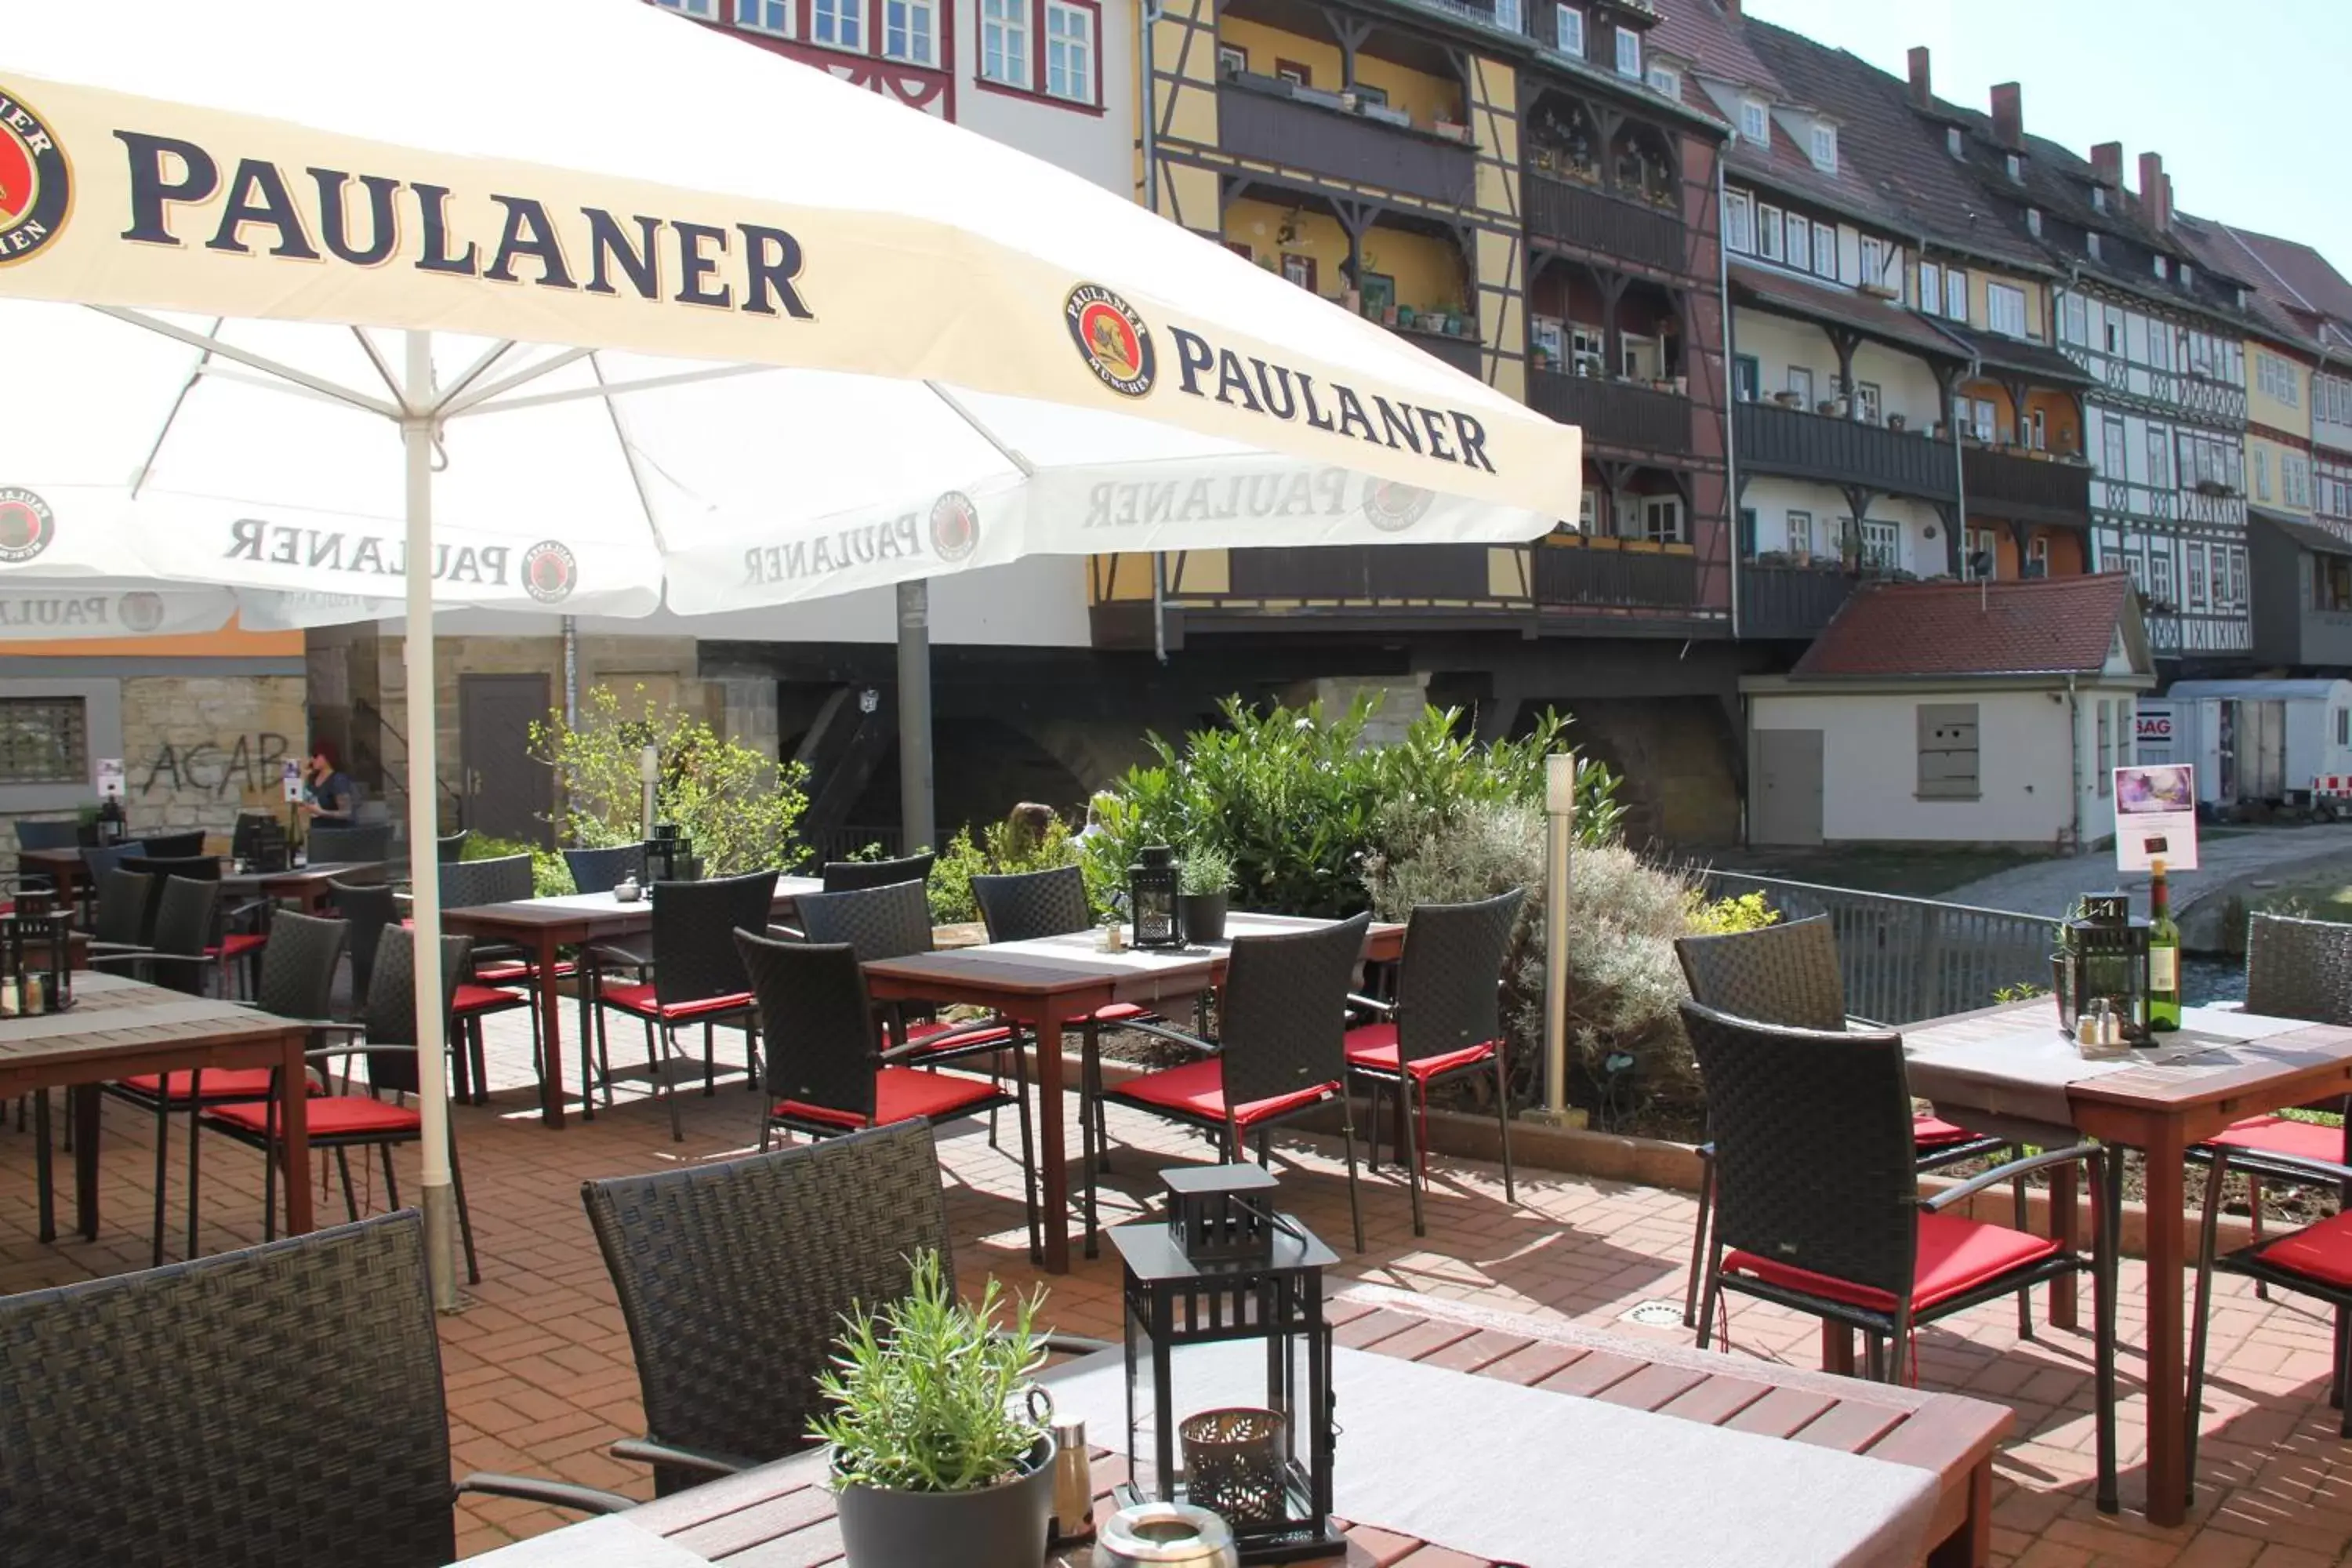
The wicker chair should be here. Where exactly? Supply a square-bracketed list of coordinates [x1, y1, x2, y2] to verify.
[205, 928, 485, 1283]
[1673, 915, 2016, 1328]
[564, 841, 648, 894]
[77, 843, 151, 924]
[82, 866, 154, 952]
[583, 1120, 1091, 1497]
[430, 854, 539, 1098]
[91, 873, 220, 996]
[1102, 912, 1373, 1256]
[792, 878, 1017, 1073]
[588, 870, 776, 1140]
[307, 822, 393, 865]
[436, 829, 470, 862]
[0, 1210, 629, 1567]
[329, 879, 397, 1011]
[736, 929, 1034, 1257]
[106, 907, 345, 1267]
[1344, 889, 1524, 1237]
[819, 850, 936, 894]
[2184, 912, 2352, 1303]
[971, 864, 1160, 1171]
[1682, 1000, 2119, 1505]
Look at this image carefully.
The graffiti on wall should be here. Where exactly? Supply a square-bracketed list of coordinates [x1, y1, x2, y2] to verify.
[140, 734, 292, 800]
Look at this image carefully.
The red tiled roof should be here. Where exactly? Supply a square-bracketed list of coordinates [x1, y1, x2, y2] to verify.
[1792, 573, 2136, 679]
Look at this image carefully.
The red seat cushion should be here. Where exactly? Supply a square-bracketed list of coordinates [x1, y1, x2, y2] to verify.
[207, 1094, 421, 1138]
[598, 981, 753, 1022]
[119, 1068, 292, 1102]
[2252, 1212, 2352, 1289]
[474, 958, 578, 984]
[1116, 1057, 1337, 1128]
[206, 932, 268, 960]
[1068, 1002, 1149, 1027]
[894, 1018, 1015, 1054]
[1725, 1213, 2061, 1313]
[452, 983, 527, 1014]
[1344, 1022, 1496, 1082]
[772, 1066, 1001, 1130]
[2210, 1114, 2345, 1163]
[1911, 1114, 1982, 1150]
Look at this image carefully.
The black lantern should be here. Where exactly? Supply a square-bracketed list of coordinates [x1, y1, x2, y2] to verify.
[646, 823, 694, 882]
[1109, 1166, 1341, 1563]
[3, 910, 73, 1015]
[93, 795, 128, 846]
[1129, 844, 1185, 950]
[2056, 891, 2148, 1045]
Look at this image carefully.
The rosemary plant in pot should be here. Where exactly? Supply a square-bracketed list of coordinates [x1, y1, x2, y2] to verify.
[813, 1250, 1057, 1568]
[1178, 844, 1233, 945]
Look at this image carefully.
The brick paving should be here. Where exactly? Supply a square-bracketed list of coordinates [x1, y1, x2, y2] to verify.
[5, 1008, 2352, 1564]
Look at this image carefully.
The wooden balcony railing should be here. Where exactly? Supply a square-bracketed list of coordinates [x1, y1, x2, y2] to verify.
[1386, 323, 1483, 378]
[1736, 401, 1958, 503]
[1528, 371, 1691, 456]
[1962, 445, 2092, 528]
[1218, 82, 1475, 208]
[1524, 172, 1686, 277]
[1739, 561, 1862, 641]
[1531, 542, 1699, 612]
[1224, 544, 1495, 601]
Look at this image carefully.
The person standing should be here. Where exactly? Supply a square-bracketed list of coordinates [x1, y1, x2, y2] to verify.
[299, 742, 359, 826]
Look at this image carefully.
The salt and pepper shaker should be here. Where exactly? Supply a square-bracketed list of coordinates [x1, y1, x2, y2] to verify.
[1049, 1417, 1094, 1546]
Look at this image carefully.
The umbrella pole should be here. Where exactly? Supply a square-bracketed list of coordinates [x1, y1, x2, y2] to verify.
[403, 329, 460, 1311]
[895, 579, 935, 854]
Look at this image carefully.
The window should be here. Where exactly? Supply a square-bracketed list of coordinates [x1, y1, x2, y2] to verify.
[1733, 354, 1759, 402]
[1279, 253, 1316, 291]
[2318, 556, 2352, 613]
[1756, 204, 1783, 263]
[2227, 545, 2247, 608]
[2153, 256, 2169, 281]
[654, 0, 717, 15]
[2027, 208, 2043, 238]
[2186, 543, 2207, 608]
[884, 0, 936, 61]
[811, 0, 863, 49]
[1218, 43, 1247, 74]
[2260, 352, 2303, 408]
[1647, 65, 1679, 98]
[1987, 283, 2027, 339]
[1614, 25, 1641, 78]
[1045, 0, 1094, 101]
[2096, 701, 2111, 786]
[1275, 59, 1310, 86]
[1918, 260, 1942, 315]
[1578, 487, 1599, 532]
[1784, 215, 1811, 274]
[2092, 185, 2108, 213]
[1917, 703, 1980, 800]
[1853, 382, 1882, 425]
[1860, 517, 1900, 571]
[2149, 549, 2174, 608]
[1967, 528, 1999, 578]
[2060, 292, 2088, 346]
[1722, 189, 1753, 255]
[1810, 122, 1837, 173]
[2102, 416, 2126, 480]
[1740, 98, 1769, 145]
[2253, 446, 2271, 501]
[1968, 396, 1998, 442]
[2181, 263, 2194, 289]
[2286, 452, 2313, 509]
[1494, 0, 1522, 31]
[1787, 366, 1813, 406]
[2005, 152, 2024, 183]
[1555, 5, 1584, 56]
[1946, 125, 1964, 157]
[981, 0, 1028, 83]
[736, 0, 789, 33]
[1945, 267, 1968, 322]
[1784, 510, 1813, 559]
[1859, 235, 1893, 291]
[2146, 426, 2169, 490]
[2086, 232, 2103, 261]
[1642, 495, 1684, 544]
[2031, 408, 2045, 449]
[2027, 534, 2051, 575]
[0, 698, 86, 785]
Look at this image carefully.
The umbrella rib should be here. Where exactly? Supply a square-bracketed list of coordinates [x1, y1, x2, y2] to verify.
[90, 306, 401, 419]
[433, 345, 598, 418]
[587, 350, 672, 557]
[445, 361, 773, 419]
[350, 327, 404, 405]
[924, 380, 1036, 477]
[129, 314, 225, 500]
[435, 339, 522, 411]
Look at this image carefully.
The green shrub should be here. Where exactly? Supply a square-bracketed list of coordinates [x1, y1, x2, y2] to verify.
[927, 816, 1080, 924]
[529, 683, 810, 877]
[460, 833, 571, 898]
[1082, 694, 1624, 920]
[1684, 890, 1780, 935]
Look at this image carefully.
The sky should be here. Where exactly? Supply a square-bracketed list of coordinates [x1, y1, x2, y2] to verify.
[1742, 0, 2352, 282]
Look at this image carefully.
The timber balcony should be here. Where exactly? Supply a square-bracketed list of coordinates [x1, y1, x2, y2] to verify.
[1738, 559, 1862, 641]
[1525, 172, 1686, 278]
[1962, 444, 2092, 528]
[1218, 77, 1476, 209]
[1528, 370, 1690, 457]
[1386, 322, 1483, 378]
[1735, 401, 1958, 503]
[1530, 538, 1699, 612]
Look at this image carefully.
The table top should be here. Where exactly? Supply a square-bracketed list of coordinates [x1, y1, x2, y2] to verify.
[0, 972, 299, 1075]
[469, 1287, 2003, 1568]
[436, 877, 822, 932]
[863, 914, 1405, 1000]
[224, 859, 386, 890]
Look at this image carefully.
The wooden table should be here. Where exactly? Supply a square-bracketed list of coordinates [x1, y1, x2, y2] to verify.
[17, 845, 88, 906]
[437, 880, 821, 1129]
[0, 972, 314, 1243]
[1905, 998, 2352, 1526]
[223, 858, 387, 915]
[490, 1287, 2007, 1567]
[865, 914, 1406, 1276]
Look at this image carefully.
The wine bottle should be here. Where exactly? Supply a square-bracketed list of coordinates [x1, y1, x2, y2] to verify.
[2147, 858, 2183, 1033]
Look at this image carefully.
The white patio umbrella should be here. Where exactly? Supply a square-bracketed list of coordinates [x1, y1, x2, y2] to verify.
[0, 0, 1581, 1300]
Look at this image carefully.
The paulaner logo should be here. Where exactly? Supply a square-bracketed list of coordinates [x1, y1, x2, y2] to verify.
[929, 492, 979, 563]
[0, 84, 70, 266]
[0, 488, 56, 563]
[521, 540, 578, 604]
[1065, 285, 1155, 397]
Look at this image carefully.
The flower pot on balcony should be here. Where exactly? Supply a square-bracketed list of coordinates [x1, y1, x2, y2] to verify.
[1396, 305, 1416, 329]
[1340, 90, 1359, 112]
[1887, 414, 1907, 433]
[1435, 119, 1468, 142]
[1773, 390, 1803, 408]
[1381, 305, 1399, 327]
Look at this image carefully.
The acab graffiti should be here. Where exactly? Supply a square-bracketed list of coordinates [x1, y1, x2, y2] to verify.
[140, 734, 292, 800]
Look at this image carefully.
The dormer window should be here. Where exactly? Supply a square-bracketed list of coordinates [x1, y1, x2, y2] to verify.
[1946, 125, 1963, 158]
[2181, 263, 2195, 289]
[1647, 64, 1679, 98]
[2087, 232, 2104, 260]
[1614, 26, 1641, 78]
[1555, 4, 1584, 56]
[2238, 287, 2252, 310]
[2027, 207, 2043, 236]
[2154, 256, 2169, 280]
[1810, 123, 1838, 173]
[1740, 98, 1769, 143]
[2091, 185, 2107, 213]
[2004, 152, 2024, 183]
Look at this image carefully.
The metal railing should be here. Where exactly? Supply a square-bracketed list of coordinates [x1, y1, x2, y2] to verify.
[1700, 871, 2052, 1026]
[800, 824, 906, 865]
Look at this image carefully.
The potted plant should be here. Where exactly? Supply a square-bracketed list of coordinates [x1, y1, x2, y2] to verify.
[1887, 413, 1907, 433]
[1178, 844, 1232, 944]
[815, 1252, 1056, 1568]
